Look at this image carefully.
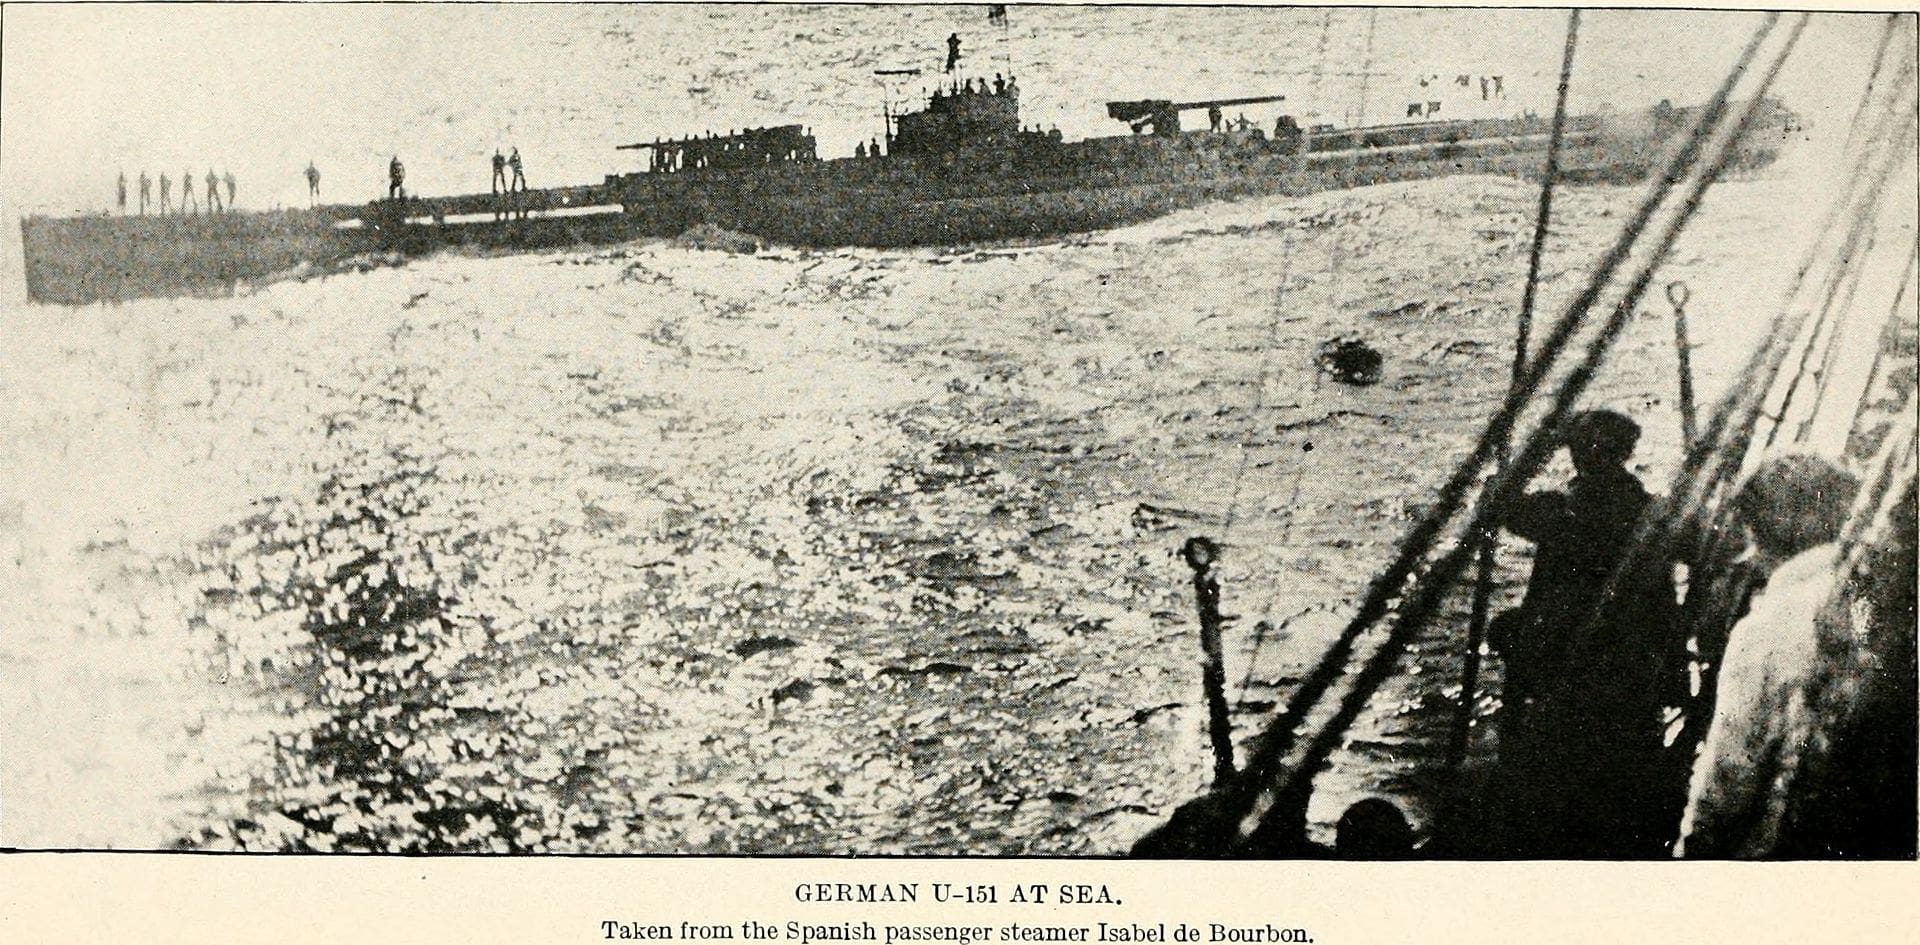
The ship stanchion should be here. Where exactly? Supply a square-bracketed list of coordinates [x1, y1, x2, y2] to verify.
[1668, 280, 1699, 445]
[1182, 536, 1236, 785]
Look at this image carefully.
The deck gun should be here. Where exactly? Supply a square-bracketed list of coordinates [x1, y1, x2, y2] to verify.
[1106, 94, 1289, 136]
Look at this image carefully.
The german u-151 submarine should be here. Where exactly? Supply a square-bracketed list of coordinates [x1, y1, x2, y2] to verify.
[19, 63, 1795, 305]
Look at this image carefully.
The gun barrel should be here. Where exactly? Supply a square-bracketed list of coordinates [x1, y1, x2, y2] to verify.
[1171, 94, 1288, 110]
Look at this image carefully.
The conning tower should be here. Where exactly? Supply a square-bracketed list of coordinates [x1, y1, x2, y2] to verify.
[889, 80, 1022, 156]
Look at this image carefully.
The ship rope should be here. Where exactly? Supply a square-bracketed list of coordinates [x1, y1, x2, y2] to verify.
[1219, 7, 1340, 545]
[1842, 247, 1920, 443]
[1794, 224, 1886, 446]
[1222, 6, 1344, 709]
[1505, 22, 1914, 774]
[1446, 7, 1583, 774]
[1137, 12, 1795, 850]
[1660, 36, 1917, 637]
[1227, 8, 1383, 703]
[1242, 16, 1817, 847]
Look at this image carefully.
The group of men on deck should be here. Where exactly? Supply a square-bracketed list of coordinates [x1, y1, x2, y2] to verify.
[120, 168, 236, 216]
[1482, 409, 1914, 859]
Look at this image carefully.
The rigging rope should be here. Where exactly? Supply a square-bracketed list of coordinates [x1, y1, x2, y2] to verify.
[1842, 248, 1920, 443]
[1218, 7, 1338, 545]
[1239, 18, 1817, 848]
[1795, 225, 1885, 445]
[1223, 7, 1362, 708]
[1678, 72, 1913, 566]
[1655, 24, 1916, 643]
[1447, 7, 1582, 774]
[1206, 14, 1785, 835]
[1533, 52, 1915, 762]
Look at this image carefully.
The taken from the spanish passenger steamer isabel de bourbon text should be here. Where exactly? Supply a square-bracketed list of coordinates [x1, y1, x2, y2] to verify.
[0, 3, 1914, 861]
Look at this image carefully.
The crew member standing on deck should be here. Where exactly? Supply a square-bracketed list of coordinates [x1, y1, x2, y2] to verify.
[224, 171, 236, 210]
[206, 168, 223, 213]
[946, 33, 962, 73]
[509, 147, 526, 192]
[138, 171, 152, 215]
[492, 149, 508, 193]
[306, 161, 321, 204]
[1489, 409, 1682, 857]
[1208, 104, 1224, 132]
[159, 172, 172, 214]
[389, 156, 405, 200]
[117, 172, 128, 214]
[181, 168, 197, 214]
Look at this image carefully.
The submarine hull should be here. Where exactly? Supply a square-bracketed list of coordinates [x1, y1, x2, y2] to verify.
[18, 104, 1788, 305]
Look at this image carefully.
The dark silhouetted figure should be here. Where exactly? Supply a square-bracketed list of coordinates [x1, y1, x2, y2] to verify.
[988, 4, 1006, 24]
[181, 169, 197, 214]
[159, 173, 172, 214]
[945, 33, 962, 73]
[389, 156, 405, 200]
[138, 171, 152, 215]
[1208, 104, 1223, 132]
[206, 169, 223, 213]
[1335, 799, 1417, 859]
[1490, 409, 1682, 857]
[492, 149, 507, 193]
[509, 147, 526, 192]
[224, 171, 236, 209]
[854, 140, 868, 159]
[993, 73, 1006, 95]
[869, 137, 881, 158]
[116, 172, 128, 214]
[305, 162, 321, 205]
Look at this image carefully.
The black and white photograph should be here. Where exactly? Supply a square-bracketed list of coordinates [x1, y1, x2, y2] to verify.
[0, 2, 1914, 861]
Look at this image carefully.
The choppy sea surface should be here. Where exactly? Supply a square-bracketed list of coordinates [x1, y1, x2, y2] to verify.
[0, 7, 1904, 852]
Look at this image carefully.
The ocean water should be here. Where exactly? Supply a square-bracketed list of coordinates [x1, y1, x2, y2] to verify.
[0, 7, 1910, 852]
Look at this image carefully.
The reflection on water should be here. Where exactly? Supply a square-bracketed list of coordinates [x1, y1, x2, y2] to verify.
[186, 387, 546, 851]
[4, 169, 1829, 852]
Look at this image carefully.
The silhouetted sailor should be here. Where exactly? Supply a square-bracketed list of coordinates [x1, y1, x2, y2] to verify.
[1208, 104, 1223, 132]
[492, 149, 508, 193]
[206, 169, 222, 213]
[181, 169, 197, 214]
[870, 137, 882, 157]
[946, 33, 962, 73]
[855, 140, 868, 159]
[994, 73, 1006, 95]
[224, 171, 236, 209]
[389, 156, 405, 199]
[138, 171, 152, 215]
[1491, 408, 1682, 857]
[1335, 799, 1417, 859]
[159, 172, 172, 214]
[305, 162, 321, 205]
[509, 147, 526, 192]
[116, 172, 128, 214]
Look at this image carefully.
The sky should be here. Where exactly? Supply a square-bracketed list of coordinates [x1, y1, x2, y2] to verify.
[0, 4, 1897, 215]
